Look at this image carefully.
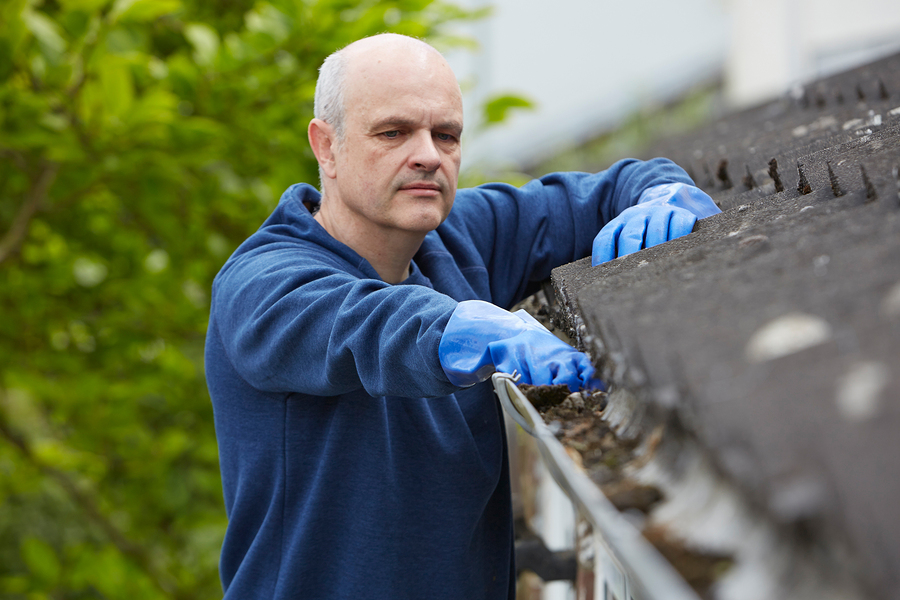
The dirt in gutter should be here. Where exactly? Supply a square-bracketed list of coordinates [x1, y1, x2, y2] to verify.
[517, 383, 733, 598]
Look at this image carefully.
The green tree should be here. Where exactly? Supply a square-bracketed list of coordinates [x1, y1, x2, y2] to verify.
[0, 1, 485, 597]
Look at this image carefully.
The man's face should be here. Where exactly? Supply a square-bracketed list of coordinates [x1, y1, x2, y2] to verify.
[328, 48, 463, 237]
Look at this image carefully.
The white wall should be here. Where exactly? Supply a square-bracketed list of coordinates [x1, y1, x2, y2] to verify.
[444, 0, 730, 170]
[443, 0, 900, 171]
[725, 0, 900, 107]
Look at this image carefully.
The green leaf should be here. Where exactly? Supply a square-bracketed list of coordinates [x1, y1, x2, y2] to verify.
[88, 546, 129, 598]
[482, 93, 536, 126]
[22, 9, 67, 60]
[126, 87, 178, 128]
[109, 0, 182, 24]
[39, 112, 69, 132]
[58, 0, 112, 12]
[184, 23, 219, 67]
[0, 574, 29, 595]
[105, 26, 148, 54]
[0, 38, 14, 83]
[21, 537, 61, 588]
[244, 3, 291, 42]
[98, 56, 134, 118]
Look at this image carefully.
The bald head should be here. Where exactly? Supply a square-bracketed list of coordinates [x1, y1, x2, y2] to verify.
[343, 33, 446, 62]
[314, 34, 460, 145]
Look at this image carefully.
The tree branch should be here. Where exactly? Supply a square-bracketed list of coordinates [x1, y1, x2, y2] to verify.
[0, 148, 28, 171]
[0, 403, 179, 596]
[0, 161, 59, 265]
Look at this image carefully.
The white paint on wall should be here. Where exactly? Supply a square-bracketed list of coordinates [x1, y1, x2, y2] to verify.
[444, 0, 730, 170]
[441, 0, 900, 171]
[725, 0, 900, 107]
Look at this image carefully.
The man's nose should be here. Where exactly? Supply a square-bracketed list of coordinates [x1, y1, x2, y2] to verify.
[408, 131, 442, 171]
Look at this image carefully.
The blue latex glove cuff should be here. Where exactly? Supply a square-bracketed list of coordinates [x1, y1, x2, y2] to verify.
[637, 182, 721, 219]
[438, 300, 603, 392]
[591, 182, 720, 266]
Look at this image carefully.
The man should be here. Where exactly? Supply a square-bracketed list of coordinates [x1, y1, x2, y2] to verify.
[205, 34, 719, 599]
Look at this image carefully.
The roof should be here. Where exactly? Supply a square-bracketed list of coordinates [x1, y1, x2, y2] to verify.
[551, 51, 900, 599]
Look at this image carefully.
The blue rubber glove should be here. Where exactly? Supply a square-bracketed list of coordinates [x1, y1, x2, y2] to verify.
[591, 182, 720, 266]
[438, 300, 604, 391]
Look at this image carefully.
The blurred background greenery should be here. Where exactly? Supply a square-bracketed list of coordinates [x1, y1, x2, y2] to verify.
[0, 0, 496, 597]
[0, 0, 715, 595]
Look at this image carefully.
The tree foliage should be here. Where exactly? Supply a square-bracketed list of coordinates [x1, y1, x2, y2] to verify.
[0, 0, 485, 597]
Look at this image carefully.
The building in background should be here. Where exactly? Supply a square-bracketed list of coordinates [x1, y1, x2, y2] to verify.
[445, 0, 900, 172]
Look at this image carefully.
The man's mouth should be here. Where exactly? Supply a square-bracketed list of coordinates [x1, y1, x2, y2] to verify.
[398, 181, 445, 199]
[400, 182, 442, 192]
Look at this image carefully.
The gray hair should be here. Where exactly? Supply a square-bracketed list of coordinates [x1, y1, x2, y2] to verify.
[314, 34, 442, 146]
[314, 48, 348, 145]
[312, 35, 449, 191]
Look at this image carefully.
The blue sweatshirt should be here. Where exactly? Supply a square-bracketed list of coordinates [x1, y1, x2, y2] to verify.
[205, 159, 692, 599]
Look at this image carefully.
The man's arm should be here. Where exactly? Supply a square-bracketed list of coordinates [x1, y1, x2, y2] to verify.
[212, 246, 459, 399]
[439, 158, 696, 309]
[212, 237, 599, 398]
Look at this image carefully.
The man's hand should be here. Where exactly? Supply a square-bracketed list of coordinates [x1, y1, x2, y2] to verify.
[438, 300, 603, 392]
[591, 182, 720, 266]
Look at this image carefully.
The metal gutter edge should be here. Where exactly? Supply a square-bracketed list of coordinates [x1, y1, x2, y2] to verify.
[492, 372, 701, 600]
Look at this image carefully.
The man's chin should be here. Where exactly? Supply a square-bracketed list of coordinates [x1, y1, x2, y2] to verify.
[404, 218, 445, 234]
[394, 195, 453, 229]
[400, 207, 451, 233]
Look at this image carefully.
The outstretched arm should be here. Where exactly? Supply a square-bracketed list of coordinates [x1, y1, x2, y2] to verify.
[212, 242, 459, 399]
[211, 224, 602, 397]
[442, 158, 697, 309]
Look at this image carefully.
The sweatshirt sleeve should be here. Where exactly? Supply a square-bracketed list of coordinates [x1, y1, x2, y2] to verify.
[210, 239, 460, 399]
[440, 158, 693, 308]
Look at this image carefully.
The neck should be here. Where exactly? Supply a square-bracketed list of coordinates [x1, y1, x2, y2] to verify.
[313, 199, 424, 284]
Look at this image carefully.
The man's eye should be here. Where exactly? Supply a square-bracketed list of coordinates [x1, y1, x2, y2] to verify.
[383, 131, 400, 139]
[436, 133, 456, 142]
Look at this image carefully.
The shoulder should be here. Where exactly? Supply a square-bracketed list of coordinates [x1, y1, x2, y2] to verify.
[215, 184, 373, 285]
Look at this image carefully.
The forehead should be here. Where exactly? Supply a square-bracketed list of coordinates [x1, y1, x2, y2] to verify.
[343, 46, 463, 128]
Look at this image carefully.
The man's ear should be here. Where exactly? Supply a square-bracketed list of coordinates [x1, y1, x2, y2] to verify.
[308, 118, 338, 179]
